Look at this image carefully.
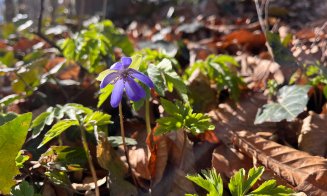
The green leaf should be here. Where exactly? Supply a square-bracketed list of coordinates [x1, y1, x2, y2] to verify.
[255, 85, 311, 124]
[45, 170, 71, 186]
[156, 99, 214, 135]
[323, 85, 327, 99]
[147, 63, 166, 96]
[0, 51, 17, 67]
[228, 166, 265, 196]
[147, 58, 188, 101]
[229, 168, 246, 196]
[0, 113, 32, 194]
[108, 136, 137, 147]
[30, 111, 51, 138]
[160, 98, 178, 114]
[97, 84, 114, 108]
[266, 32, 297, 66]
[243, 166, 265, 194]
[249, 180, 293, 196]
[15, 151, 29, 168]
[10, 181, 39, 196]
[40, 146, 86, 171]
[0, 112, 18, 126]
[83, 111, 112, 131]
[129, 54, 142, 70]
[96, 69, 115, 81]
[0, 94, 20, 107]
[38, 119, 79, 148]
[186, 169, 223, 196]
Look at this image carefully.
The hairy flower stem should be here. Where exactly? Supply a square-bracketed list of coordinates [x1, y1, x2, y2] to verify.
[145, 99, 151, 133]
[80, 125, 99, 196]
[119, 103, 136, 183]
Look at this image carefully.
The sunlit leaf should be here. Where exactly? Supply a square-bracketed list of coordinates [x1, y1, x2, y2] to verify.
[97, 84, 114, 108]
[186, 169, 223, 196]
[0, 113, 32, 194]
[30, 112, 51, 138]
[38, 119, 79, 148]
[249, 179, 293, 195]
[156, 98, 214, 135]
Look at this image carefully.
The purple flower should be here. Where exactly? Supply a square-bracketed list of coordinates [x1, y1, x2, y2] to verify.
[100, 57, 154, 108]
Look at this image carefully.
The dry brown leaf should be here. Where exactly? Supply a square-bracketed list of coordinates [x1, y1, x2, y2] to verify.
[13, 37, 44, 52]
[96, 134, 137, 195]
[146, 125, 169, 186]
[128, 147, 151, 180]
[232, 130, 327, 195]
[298, 112, 327, 157]
[212, 143, 252, 180]
[71, 176, 107, 191]
[222, 29, 266, 51]
[149, 130, 196, 195]
[208, 92, 277, 136]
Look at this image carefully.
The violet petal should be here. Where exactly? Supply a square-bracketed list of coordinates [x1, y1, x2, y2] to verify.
[110, 62, 124, 70]
[110, 79, 125, 108]
[130, 69, 154, 88]
[125, 77, 146, 101]
[121, 57, 132, 68]
[100, 72, 119, 89]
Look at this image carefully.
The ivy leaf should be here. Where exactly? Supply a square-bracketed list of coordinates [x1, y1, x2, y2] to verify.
[10, 181, 39, 196]
[38, 119, 79, 148]
[255, 85, 311, 124]
[156, 98, 214, 135]
[186, 169, 223, 196]
[0, 113, 32, 194]
[249, 179, 293, 195]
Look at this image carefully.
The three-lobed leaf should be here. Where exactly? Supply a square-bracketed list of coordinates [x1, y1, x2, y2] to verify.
[186, 169, 223, 196]
[156, 98, 215, 135]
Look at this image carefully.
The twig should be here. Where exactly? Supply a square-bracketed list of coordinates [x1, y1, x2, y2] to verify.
[38, 0, 44, 34]
[254, 0, 274, 60]
[36, 0, 62, 52]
